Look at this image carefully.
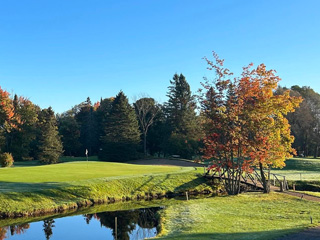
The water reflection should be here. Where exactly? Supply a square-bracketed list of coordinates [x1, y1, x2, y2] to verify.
[1, 207, 161, 240]
[85, 207, 160, 240]
[43, 219, 55, 240]
[0, 224, 30, 240]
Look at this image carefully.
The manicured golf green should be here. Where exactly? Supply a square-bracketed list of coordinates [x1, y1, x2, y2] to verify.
[157, 192, 320, 240]
[0, 161, 186, 184]
[0, 160, 214, 216]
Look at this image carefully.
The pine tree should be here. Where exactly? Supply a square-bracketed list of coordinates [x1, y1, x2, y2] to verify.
[99, 91, 140, 162]
[75, 97, 98, 156]
[57, 114, 81, 156]
[37, 107, 63, 164]
[164, 73, 202, 158]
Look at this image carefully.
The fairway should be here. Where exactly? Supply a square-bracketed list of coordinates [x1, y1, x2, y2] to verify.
[0, 160, 211, 216]
[271, 158, 320, 181]
[157, 193, 320, 240]
[0, 161, 186, 184]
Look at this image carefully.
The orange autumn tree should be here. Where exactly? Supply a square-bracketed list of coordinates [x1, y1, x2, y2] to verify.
[199, 52, 301, 194]
[0, 87, 16, 151]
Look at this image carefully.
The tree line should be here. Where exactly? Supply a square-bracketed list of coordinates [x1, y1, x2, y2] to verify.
[0, 73, 201, 164]
[57, 73, 202, 162]
[0, 59, 319, 166]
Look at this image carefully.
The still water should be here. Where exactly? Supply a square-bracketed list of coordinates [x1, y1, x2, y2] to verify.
[1, 207, 161, 240]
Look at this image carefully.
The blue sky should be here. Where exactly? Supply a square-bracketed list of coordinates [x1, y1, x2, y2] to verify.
[1, 0, 320, 113]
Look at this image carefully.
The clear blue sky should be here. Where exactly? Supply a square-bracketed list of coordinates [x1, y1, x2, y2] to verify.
[1, 0, 320, 113]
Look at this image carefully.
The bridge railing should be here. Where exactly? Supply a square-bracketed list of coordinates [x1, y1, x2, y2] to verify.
[270, 173, 289, 191]
[206, 167, 289, 192]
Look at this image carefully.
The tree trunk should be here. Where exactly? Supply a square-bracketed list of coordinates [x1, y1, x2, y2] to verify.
[259, 162, 270, 193]
[225, 168, 241, 195]
[314, 145, 318, 158]
[143, 132, 147, 158]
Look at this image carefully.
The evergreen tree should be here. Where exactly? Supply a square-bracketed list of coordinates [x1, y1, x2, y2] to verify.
[37, 107, 63, 164]
[57, 114, 81, 156]
[164, 73, 202, 158]
[99, 91, 140, 162]
[75, 97, 98, 156]
[94, 97, 114, 155]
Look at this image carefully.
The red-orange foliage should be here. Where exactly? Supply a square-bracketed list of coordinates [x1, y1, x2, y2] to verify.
[0, 87, 16, 132]
[200, 52, 301, 194]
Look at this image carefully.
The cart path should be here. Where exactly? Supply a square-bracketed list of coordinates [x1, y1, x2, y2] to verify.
[281, 190, 320, 202]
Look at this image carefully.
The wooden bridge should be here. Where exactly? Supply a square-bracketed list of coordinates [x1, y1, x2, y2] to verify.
[205, 168, 289, 192]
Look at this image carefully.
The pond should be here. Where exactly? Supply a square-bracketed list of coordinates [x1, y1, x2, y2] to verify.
[0, 206, 162, 240]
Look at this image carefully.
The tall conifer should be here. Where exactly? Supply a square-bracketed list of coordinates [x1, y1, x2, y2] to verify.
[37, 107, 63, 164]
[99, 91, 140, 161]
[164, 74, 201, 158]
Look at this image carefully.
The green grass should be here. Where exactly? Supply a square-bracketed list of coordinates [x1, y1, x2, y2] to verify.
[295, 191, 320, 198]
[157, 192, 320, 240]
[271, 157, 320, 181]
[12, 156, 99, 167]
[0, 161, 215, 216]
[0, 161, 187, 184]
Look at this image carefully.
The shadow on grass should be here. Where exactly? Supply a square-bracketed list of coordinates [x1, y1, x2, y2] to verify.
[174, 174, 210, 192]
[12, 156, 99, 168]
[0, 181, 93, 206]
[275, 158, 320, 172]
[0, 181, 71, 193]
[134, 174, 172, 193]
[157, 227, 319, 240]
[128, 158, 203, 167]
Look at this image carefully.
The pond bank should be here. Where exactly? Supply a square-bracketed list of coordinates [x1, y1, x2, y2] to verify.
[0, 168, 217, 219]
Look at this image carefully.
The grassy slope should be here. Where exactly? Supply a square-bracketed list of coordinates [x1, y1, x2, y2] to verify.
[157, 192, 320, 240]
[0, 161, 214, 216]
[271, 157, 320, 181]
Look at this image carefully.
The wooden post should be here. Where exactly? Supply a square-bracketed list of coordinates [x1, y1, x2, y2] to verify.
[273, 175, 275, 186]
[280, 181, 284, 192]
[293, 183, 296, 191]
[310, 216, 313, 224]
[283, 176, 287, 191]
[115, 217, 117, 240]
[186, 191, 189, 201]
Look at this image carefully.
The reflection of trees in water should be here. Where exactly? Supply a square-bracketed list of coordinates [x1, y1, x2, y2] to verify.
[84, 207, 160, 240]
[0, 223, 30, 240]
[43, 219, 55, 240]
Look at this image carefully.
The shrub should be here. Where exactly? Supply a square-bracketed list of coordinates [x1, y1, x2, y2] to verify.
[0, 153, 14, 167]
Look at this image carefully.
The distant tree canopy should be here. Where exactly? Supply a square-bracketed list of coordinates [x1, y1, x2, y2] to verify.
[282, 85, 320, 158]
[0, 61, 318, 165]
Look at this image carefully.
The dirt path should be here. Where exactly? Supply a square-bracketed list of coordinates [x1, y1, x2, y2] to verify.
[281, 190, 320, 202]
[128, 158, 204, 167]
